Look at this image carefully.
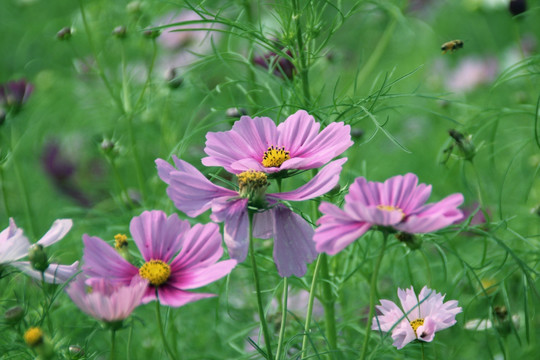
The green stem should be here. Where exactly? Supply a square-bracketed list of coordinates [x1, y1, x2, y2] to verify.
[0, 165, 11, 217]
[275, 277, 288, 360]
[155, 292, 177, 360]
[110, 329, 116, 360]
[301, 254, 323, 358]
[320, 254, 338, 352]
[242, 0, 260, 112]
[292, 0, 311, 106]
[421, 342, 426, 360]
[249, 211, 274, 360]
[359, 232, 388, 360]
[10, 131, 35, 238]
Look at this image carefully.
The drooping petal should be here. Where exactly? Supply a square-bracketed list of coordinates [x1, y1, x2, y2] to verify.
[156, 156, 237, 217]
[37, 219, 73, 247]
[12, 261, 79, 284]
[0, 219, 30, 263]
[272, 205, 318, 277]
[253, 211, 274, 239]
[130, 210, 189, 263]
[314, 202, 371, 255]
[82, 235, 138, 284]
[157, 286, 215, 307]
[211, 197, 250, 262]
[269, 158, 347, 202]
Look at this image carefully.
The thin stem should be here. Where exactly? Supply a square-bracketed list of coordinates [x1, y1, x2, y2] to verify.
[242, 0, 260, 112]
[275, 277, 288, 360]
[320, 254, 337, 352]
[359, 232, 388, 360]
[155, 291, 177, 360]
[0, 165, 11, 217]
[110, 329, 116, 360]
[292, 0, 311, 106]
[301, 255, 323, 358]
[421, 342, 426, 360]
[249, 211, 274, 360]
[127, 319, 133, 360]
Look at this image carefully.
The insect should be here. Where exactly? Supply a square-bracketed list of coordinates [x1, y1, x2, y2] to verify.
[441, 40, 464, 54]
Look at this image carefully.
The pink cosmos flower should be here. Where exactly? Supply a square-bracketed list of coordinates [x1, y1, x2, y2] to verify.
[372, 286, 462, 349]
[82, 210, 237, 307]
[201, 110, 353, 174]
[66, 275, 148, 322]
[156, 156, 347, 277]
[0, 218, 79, 284]
[314, 173, 464, 255]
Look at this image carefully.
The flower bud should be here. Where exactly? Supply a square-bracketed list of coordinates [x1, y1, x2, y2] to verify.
[112, 26, 127, 39]
[114, 234, 132, 262]
[509, 0, 527, 16]
[165, 68, 183, 89]
[28, 244, 49, 272]
[396, 232, 422, 250]
[226, 107, 247, 118]
[56, 27, 72, 41]
[24, 327, 54, 359]
[68, 345, 85, 359]
[351, 128, 364, 140]
[126, 1, 142, 15]
[449, 129, 476, 161]
[4, 305, 24, 324]
[143, 29, 160, 39]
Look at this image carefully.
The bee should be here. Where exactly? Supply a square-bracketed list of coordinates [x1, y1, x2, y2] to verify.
[441, 40, 464, 54]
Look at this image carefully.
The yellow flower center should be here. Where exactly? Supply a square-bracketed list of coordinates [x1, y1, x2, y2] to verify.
[114, 234, 128, 249]
[410, 318, 425, 337]
[139, 260, 171, 286]
[237, 171, 269, 208]
[376, 205, 405, 219]
[262, 145, 290, 168]
[24, 327, 43, 347]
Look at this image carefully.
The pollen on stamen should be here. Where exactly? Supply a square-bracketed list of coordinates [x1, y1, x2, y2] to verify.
[410, 318, 425, 337]
[139, 260, 171, 286]
[114, 234, 128, 249]
[376, 204, 405, 218]
[262, 145, 290, 168]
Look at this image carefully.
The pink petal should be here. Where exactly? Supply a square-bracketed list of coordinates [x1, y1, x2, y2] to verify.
[82, 235, 138, 283]
[157, 286, 215, 307]
[37, 219, 73, 247]
[169, 223, 223, 269]
[269, 158, 347, 202]
[211, 197, 250, 262]
[314, 202, 371, 255]
[345, 203, 404, 226]
[130, 210, 189, 262]
[272, 205, 318, 277]
[276, 110, 320, 155]
[168, 259, 236, 289]
[253, 211, 274, 239]
[12, 261, 79, 284]
[0, 219, 30, 263]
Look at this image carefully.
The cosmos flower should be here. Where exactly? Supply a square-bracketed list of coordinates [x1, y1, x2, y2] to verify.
[254, 49, 295, 79]
[156, 156, 347, 277]
[0, 218, 79, 284]
[201, 110, 352, 175]
[372, 286, 462, 349]
[82, 210, 237, 307]
[314, 173, 464, 255]
[66, 275, 148, 322]
[0, 79, 34, 112]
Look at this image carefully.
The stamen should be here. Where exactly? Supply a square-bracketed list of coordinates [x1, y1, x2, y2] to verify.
[139, 260, 171, 286]
[262, 145, 290, 168]
[114, 234, 128, 249]
[410, 318, 425, 337]
[376, 204, 405, 219]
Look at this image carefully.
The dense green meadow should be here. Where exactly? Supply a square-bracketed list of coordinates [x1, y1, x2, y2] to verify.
[1, 0, 540, 359]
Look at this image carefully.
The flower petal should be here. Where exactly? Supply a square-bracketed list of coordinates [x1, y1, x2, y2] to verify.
[37, 219, 73, 247]
[12, 261, 79, 284]
[211, 197, 250, 263]
[169, 222, 224, 270]
[272, 205, 318, 277]
[0, 218, 30, 263]
[169, 259, 236, 290]
[157, 286, 216, 307]
[130, 210, 189, 262]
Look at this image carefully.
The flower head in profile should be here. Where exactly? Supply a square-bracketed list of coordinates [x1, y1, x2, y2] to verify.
[156, 156, 347, 277]
[0, 79, 34, 113]
[0, 218, 79, 284]
[66, 275, 147, 323]
[314, 173, 464, 255]
[372, 286, 462, 349]
[201, 110, 352, 175]
[83, 210, 236, 307]
[254, 49, 295, 79]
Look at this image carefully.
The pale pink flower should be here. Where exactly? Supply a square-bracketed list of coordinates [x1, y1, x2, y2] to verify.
[372, 286, 462, 349]
[1, 218, 79, 284]
[201, 110, 352, 174]
[314, 173, 464, 255]
[66, 275, 148, 322]
[83, 210, 236, 307]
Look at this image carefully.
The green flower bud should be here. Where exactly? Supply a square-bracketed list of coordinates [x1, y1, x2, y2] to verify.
[4, 305, 24, 324]
[28, 244, 49, 272]
[56, 27, 72, 41]
[112, 26, 127, 39]
[449, 129, 476, 161]
[396, 232, 423, 250]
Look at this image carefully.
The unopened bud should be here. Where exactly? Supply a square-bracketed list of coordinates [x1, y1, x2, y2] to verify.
[509, 0, 527, 16]
[28, 244, 49, 272]
[449, 129, 476, 161]
[127, 1, 142, 14]
[56, 27, 72, 41]
[351, 128, 364, 140]
[112, 26, 127, 39]
[226, 107, 247, 118]
[165, 68, 183, 89]
[143, 29, 160, 39]
[100, 138, 119, 159]
[327, 184, 341, 197]
[396, 232, 422, 250]
[68, 345, 85, 359]
[4, 305, 24, 324]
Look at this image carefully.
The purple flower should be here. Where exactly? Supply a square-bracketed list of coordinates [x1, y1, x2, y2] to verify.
[314, 173, 464, 255]
[156, 156, 347, 277]
[1, 218, 79, 284]
[254, 49, 295, 79]
[82, 210, 237, 307]
[372, 286, 462, 349]
[0, 79, 34, 111]
[201, 110, 352, 175]
[66, 275, 148, 322]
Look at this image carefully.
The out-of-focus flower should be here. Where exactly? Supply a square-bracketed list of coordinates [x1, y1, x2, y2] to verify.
[1, 218, 78, 284]
[24, 327, 44, 347]
[41, 140, 92, 207]
[24, 326, 54, 359]
[314, 173, 464, 255]
[372, 286, 462, 349]
[56, 27, 72, 41]
[254, 49, 295, 79]
[446, 57, 498, 93]
[509, 0, 527, 16]
[66, 275, 147, 322]
[0, 79, 34, 113]
[156, 156, 347, 277]
[83, 210, 236, 307]
[201, 110, 352, 175]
